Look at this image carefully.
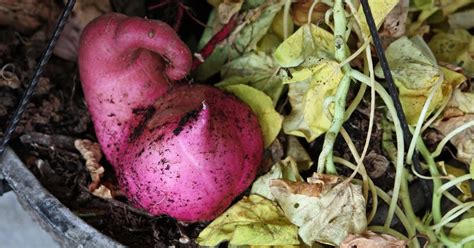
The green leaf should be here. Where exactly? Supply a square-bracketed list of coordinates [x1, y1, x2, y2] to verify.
[357, 0, 399, 38]
[274, 24, 335, 67]
[195, 2, 284, 80]
[251, 157, 304, 200]
[449, 218, 474, 248]
[270, 174, 367, 246]
[283, 60, 342, 142]
[217, 52, 284, 104]
[221, 84, 282, 147]
[429, 29, 474, 77]
[197, 195, 300, 246]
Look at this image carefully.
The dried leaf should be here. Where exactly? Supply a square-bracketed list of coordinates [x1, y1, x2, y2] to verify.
[75, 139, 107, 194]
[0, 0, 59, 33]
[197, 194, 300, 246]
[54, 0, 111, 61]
[92, 185, 113, 199]
[375, 36, 466, 125]
[340, 231, 407, 248]
[433, 114, 474, 165]
[356, 0, 399, 38]
[221, 84, 282, 147]
[274, 24, 335, 67]
[291, 1, 330, 26]
[251, 157, 304, 200]
[283, 60, 342, 142]
[380, 0, 409, 38]
[440, 162, 472, 200]
[428, 29, 474, 77]
[433, 88, 474, 164]
[270, 174, 367, 246]
[217, 0, 243, 24]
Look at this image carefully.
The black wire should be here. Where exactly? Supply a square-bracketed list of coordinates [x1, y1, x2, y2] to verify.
[360, 0, 431, 205]
[0, 0, 76, 156]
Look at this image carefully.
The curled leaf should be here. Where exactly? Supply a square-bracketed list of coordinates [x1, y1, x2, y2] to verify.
[197, 194, 300, 246]
[283, 60, 342, 141]
[270, 174, 367, 246]
[274, 24, 335, 67]
[340, 231, 407, 248]
[251, 157, 304, 200]
[74, 139, 112, 198]
[433, 89, 474, 164]
[375, 37, 465, 125]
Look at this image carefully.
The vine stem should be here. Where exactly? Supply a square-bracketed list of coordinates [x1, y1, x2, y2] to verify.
[317, 0, 352, 174]
[348, 70, 405, 232]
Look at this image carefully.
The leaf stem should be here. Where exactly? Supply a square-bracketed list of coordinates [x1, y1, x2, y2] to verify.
[317, 0, 352, 174]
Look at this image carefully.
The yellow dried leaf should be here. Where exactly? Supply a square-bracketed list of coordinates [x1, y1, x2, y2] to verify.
[429, 29, 474, 77]
[357, 0, 399, 38]
[197, 195, 300, 246]
[251, 157, 304, 200]
[274, 24, 335, 67]
[283, 60, 342, 141]
[375, 37, 466, 125]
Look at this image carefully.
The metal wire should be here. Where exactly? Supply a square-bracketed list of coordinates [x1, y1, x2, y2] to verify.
[360, 0, 430, 202]
[0, 0, 76, 156]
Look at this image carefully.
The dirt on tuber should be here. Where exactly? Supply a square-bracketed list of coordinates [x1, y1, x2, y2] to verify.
[78, 13, 264, 222]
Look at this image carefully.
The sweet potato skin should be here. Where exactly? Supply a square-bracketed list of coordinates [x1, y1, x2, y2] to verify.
[79, 13, 263, 221]
[120, 85, 263, 221]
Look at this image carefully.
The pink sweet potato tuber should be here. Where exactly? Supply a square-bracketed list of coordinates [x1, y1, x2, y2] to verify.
[78, 13, 264, 221]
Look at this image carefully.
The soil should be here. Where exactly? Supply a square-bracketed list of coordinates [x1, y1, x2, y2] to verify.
[0, 0, 445, 247]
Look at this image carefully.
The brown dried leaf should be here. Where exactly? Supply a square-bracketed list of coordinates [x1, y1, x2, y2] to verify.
[270, 173, 367, 246]
[92, 185, 113, 199]
[0, 0, 59, 33]
[291, 0, 330, 26]
[433, 89, 474, 164]
[217, 0, 243, 24]
[433, 114, 474, 164]
[380, 0, 409, 38]
[340, 231, 407, 248]
[74, 139, 109, 195]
